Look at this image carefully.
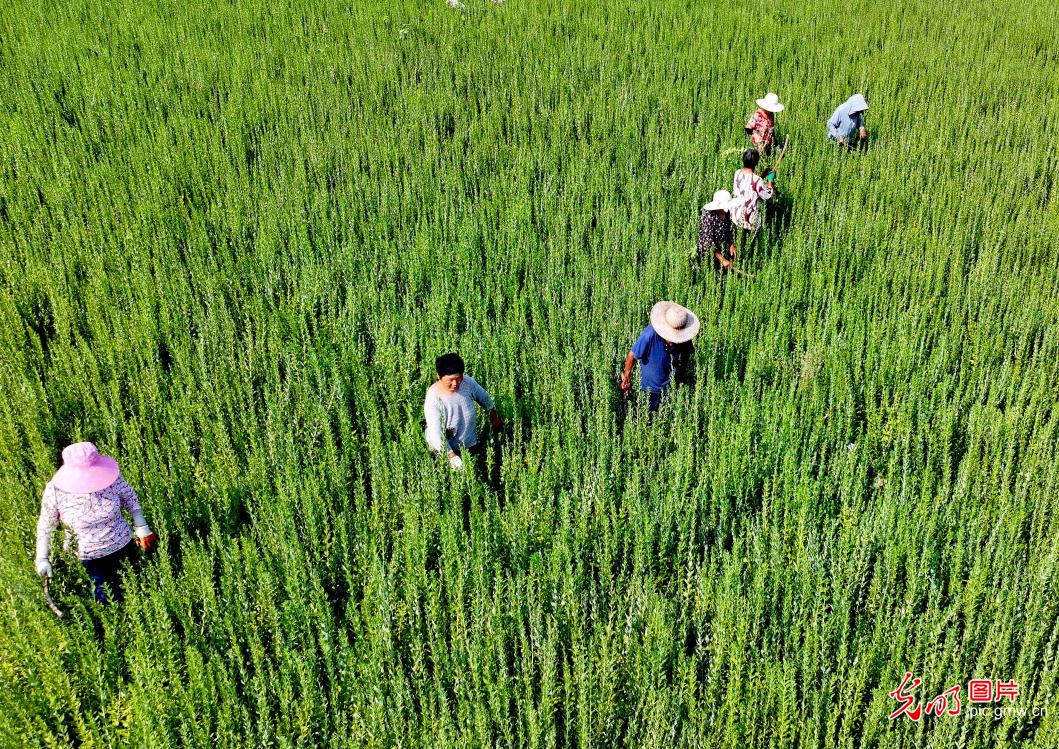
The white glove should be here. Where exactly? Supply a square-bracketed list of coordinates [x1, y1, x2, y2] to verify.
[35, 559, 53, 578]
[449, 454, 464, 471]
[131, 510, 151, 537]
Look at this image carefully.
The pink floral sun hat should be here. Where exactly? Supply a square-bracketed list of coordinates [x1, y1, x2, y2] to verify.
[50, 442, 120, 493]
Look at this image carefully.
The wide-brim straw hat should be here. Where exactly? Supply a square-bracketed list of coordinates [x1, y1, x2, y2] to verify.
[756, 92, 784, 112]
[50, 442, 120, 494]
[650, 301, 700, 344]
[703, 189, 733, 212]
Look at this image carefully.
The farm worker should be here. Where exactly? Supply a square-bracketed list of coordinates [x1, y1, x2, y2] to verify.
[827, 93, 869, 147]
[35, 442, 158, 603]
[744, 92, 784, 154]
[424, 352, 502, 471]
[696, 190, 737, 271]
[620, 301, 701, 411]
[731, 148, 774, 233]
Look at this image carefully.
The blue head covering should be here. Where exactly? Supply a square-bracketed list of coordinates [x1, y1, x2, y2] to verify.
[846, 93, 868, 114]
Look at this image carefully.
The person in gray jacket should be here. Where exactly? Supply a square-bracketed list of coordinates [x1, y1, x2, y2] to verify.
[424, 353, 502, 471]
[827, 94, 869, 148]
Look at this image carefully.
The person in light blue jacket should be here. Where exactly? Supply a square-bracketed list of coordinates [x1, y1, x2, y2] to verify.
[827, 94, 869, 148]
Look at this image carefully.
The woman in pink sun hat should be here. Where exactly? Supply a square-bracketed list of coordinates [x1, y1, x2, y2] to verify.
[34, 442, 157, 603]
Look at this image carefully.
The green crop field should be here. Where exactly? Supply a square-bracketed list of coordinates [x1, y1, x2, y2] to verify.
[2, 0, 1058, 746]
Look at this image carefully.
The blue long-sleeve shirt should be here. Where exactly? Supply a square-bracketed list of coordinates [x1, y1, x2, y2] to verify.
[827, 94, 868, 141]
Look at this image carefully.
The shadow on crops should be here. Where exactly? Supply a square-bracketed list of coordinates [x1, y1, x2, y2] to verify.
[754, 189, 795, 265]
[473, 427, 504, 492]
[164, 481, 252, 573]
[20, 288, 56, 364]
[709, 339, 747, 383]
[613, 381, 636, 433]
[458, 426, 507, 532]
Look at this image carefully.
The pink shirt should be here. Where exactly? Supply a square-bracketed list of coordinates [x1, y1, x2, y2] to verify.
[36, 477, 143, 561]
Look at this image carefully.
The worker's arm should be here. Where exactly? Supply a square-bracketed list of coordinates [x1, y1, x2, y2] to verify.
[827, 106, 843, 139]
[620, 351, 636, 391]
[466, 376, 502, 428]
[35, 485, 59, 577]
[424, 391, 456, 458]
[117, 478, 156, 552]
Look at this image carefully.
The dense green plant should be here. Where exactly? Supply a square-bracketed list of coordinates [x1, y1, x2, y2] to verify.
[1, 0, 1057, 746]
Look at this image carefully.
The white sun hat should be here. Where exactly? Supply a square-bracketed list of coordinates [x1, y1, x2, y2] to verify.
[756, 92, 785, 113]
[650, 301, 700, 344]
[703, 190, 733, 212]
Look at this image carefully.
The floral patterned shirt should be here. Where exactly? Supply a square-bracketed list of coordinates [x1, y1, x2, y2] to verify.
[745, 108, 775, 151]
[36, 477, 143, 561]
[697, 208, 734, 259]
[731, 170, 773, 231]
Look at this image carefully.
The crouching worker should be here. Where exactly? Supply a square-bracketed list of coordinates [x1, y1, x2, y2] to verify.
[424, 352, 502, 471]
[35, 442, 158, 603]
[696, 189, 736, 271]
[828, 93, 869, 149]
[620, 301, 701, 412]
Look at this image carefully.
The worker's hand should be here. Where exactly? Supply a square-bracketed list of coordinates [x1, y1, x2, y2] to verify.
[449, 454, 464, 471]
[35, 559, 53, 578]
[838, 138, 846, 146]
[136, 532, 158, 554]
[134, 524, 157, 553]
[620, 373, 631, 392]
[859, 127, 867, 140]
[489, 410, 502, 429]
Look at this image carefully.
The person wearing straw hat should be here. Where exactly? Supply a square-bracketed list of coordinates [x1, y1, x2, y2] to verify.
[696, 189, 737, 271]
[745, 93, 784, 155]
[620, 302, 701, 411]
[35, 442, 158, 603]
[828, 93, 869, 148]
[424, 352, 502, 471]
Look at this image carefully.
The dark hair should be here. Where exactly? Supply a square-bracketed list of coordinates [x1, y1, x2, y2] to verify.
[742, 148, 760, 169]
[435, 352, 465, 377]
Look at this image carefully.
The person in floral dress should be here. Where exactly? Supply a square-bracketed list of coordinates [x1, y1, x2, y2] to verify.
[731, 148, 775, 234]
[696, 189, 736, 271]
[744, 93, 784, 155]
[35, 442, 157, 603]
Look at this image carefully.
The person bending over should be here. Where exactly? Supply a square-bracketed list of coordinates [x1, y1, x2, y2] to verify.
[696, 189, 736, 271]
[828, 93, 869, 149]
